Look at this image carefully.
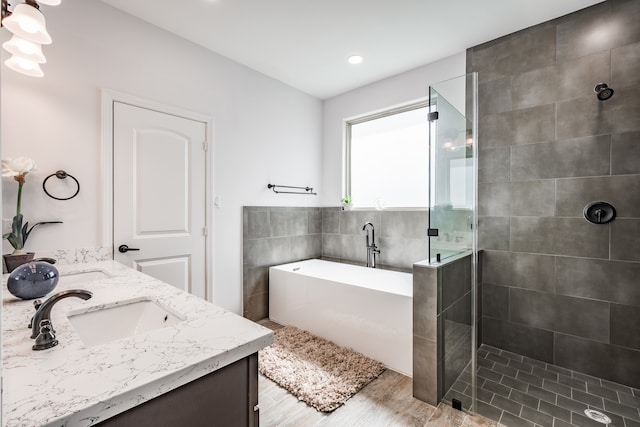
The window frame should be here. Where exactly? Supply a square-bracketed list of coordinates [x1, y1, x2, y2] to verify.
[344, 100, 429, 209]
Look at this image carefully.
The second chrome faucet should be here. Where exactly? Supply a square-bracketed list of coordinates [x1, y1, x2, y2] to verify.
[362, 222, 380, 268]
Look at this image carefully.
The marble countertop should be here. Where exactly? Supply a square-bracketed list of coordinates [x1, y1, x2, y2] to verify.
[2, 261, 274, 427]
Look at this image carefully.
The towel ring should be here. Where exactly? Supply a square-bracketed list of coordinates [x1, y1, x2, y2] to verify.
[42, 170, 80, 201]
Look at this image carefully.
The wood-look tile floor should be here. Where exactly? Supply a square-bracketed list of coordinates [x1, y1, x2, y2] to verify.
[257, 320, 501, 427]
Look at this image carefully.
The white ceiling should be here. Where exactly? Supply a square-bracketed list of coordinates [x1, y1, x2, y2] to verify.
[99, 0, 604, 100]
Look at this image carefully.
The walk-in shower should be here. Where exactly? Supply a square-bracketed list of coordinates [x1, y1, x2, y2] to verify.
[461, 1, 640, 425]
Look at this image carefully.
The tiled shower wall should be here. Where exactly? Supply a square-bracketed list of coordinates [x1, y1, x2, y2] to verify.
[243, 207, 443, 321]
[468, 0, 640, 387]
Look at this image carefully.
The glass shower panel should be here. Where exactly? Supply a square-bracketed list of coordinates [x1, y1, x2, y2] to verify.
[427, 73, 478, 414]
[428, 78, 473, 264]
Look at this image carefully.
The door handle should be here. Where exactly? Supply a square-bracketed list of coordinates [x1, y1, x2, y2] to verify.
[118, 244, 140, 253]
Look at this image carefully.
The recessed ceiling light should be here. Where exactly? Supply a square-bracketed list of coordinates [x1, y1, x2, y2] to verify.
[348, 55, 363, 64]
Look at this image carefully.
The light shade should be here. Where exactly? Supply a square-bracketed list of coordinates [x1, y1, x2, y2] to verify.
[2, 4, 52, 44]
[4, 55, 44, 77]
[3, 35, 46, 63]
[36, 0, 62, 5]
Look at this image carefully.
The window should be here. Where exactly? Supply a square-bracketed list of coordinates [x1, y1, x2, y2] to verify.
[346, 102, 429, 208]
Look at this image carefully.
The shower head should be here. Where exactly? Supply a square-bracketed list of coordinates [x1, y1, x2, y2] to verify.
[594, 83, 614, 101]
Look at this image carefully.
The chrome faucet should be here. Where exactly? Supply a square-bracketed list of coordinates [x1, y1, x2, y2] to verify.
[362, 222, 380, 268]
[30, 289, 92, 350]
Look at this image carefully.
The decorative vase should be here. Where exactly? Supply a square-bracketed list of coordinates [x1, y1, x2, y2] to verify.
[3, 252, 35, 273]
[7, 258, 59, 300]
[342, 202, 353, 211]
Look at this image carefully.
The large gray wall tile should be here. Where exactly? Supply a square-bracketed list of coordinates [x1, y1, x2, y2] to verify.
[610, 303, 640, 351]
[413, 265, 438, 341]
[555, 333, 640, 388]
[243, 237, 291, 267]
[481, 179, 554, 221]
[472, 26, 556, 83]
[612, 41, 640, 89]
[507, 296, 611, 361]
[512, 51, 610, 109]
[482, 250, 555, 292]
[290, 235, 322, 260]
[509, 289, 556, 331]
[557, 86, 640, 140]
[308, 209, 322, 234]
[322, 233, 364, 261]
[480, 104, 556, 149]
[482, 283, 509, 320]
[270, 209, 308, 237]
[479, 148, 510, 183]
[556, 257, 640, 307]
[611, 131, 640, 175]
[339, 210, 382, 235]
[441, 255, 471, 311]
[482, 317, 554, 363]
[510, 217, 609, 258]
[244, 208, 270, 239]
[553, 295, 609, 343]
[509, 180, 555, 217]
[556, 1, 640, 61]
[479, 183, 510, 217]
[478, 217, 510, 251]
[244, 266, 269, 299]
[413, 336, 439, 405]
[322, 208, 340, 233]
[510, 136, 611, 180]
[478, 77, 512, 117]
[556, 175, 640, 218]
[611, 219, 640, 262]
[379, 236, 428, 269]
[381, 210, 428, 238]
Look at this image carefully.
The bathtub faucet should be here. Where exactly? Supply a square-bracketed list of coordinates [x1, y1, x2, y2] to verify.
[362, 222, 380, 268]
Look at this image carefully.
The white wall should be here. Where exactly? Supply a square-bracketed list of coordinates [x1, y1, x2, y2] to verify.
[1, 0, 322, 314]
[321, 53, 466, 206]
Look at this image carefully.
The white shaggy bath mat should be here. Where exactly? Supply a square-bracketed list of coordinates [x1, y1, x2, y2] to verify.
[258, 326, 386, 412]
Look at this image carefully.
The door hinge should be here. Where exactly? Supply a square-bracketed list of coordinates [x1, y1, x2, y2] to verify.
[203, 140, 209, 151]
[203, 226, 208, 237]
[427, 111, 439, 122]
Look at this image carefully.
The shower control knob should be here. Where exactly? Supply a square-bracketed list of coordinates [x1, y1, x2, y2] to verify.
[583, 201, 616, 225]
[118, 244, 140, 253]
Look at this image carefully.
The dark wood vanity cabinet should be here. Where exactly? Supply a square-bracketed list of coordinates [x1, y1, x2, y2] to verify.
[98, 353, 259, 427]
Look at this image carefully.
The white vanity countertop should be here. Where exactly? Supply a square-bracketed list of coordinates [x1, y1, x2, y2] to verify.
[2, 261, 274, 427]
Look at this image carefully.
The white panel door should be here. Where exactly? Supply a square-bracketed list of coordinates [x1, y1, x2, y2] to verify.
[113, 102, 207, 299]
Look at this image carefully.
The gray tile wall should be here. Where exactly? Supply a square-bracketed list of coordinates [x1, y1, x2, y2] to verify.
[468, 0, 640, 388]
[321, 208, 430, 270]
[243, 207, 322, 320]
[243, 206, 433, 320]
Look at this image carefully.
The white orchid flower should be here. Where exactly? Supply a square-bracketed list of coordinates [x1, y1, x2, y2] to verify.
[2, 157, 38, 178]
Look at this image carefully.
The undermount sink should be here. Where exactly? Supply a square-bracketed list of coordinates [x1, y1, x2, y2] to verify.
[67, 297, 185, 347]
[59, 270, 112, 285]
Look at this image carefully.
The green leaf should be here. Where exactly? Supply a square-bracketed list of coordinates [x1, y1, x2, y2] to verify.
[23, 221, 63, 244]
[10, 214, 24, 250]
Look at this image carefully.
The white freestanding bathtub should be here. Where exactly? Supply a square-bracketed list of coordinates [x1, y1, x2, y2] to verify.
[269, 259, 413, 376]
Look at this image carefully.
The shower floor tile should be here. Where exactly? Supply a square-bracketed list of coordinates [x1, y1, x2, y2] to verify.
[444, 344, 640, 427]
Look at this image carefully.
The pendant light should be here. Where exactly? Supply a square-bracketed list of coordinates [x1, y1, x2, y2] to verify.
[3, 34, 46, 63]
[1, 0, 60, 77]
[2, 3, 52, 44]
[4, 54, 43, 77]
